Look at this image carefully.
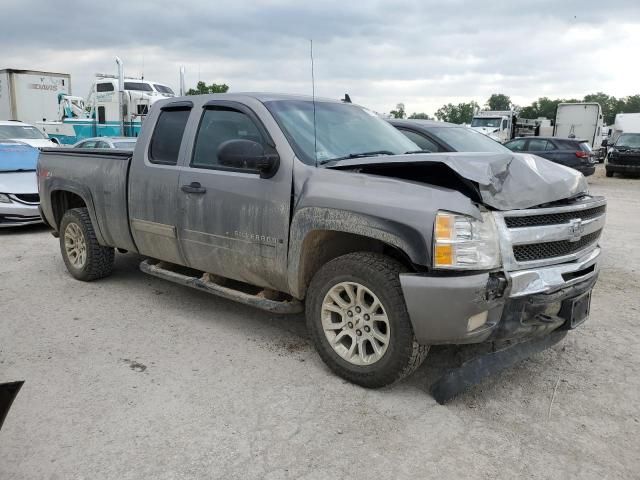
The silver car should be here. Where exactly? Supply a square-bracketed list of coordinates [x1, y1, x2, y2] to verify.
[0, 140, 41, 227]
[72, 137, 137, 150]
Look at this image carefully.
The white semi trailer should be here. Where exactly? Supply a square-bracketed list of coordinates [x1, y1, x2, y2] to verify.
[553, 103, 603, 148]
[0, 69, 71, 126]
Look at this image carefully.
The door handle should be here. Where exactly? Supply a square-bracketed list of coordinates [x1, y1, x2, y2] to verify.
[181, 182, 206, 194]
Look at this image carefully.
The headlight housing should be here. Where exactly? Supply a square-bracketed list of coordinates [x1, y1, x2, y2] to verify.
[0, 193, 12, 204]
[433, 211, 501, 270]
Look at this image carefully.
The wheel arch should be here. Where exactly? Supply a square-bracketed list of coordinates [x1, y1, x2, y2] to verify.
[287, 207, 428, 299]
[48, 184, 105, 245]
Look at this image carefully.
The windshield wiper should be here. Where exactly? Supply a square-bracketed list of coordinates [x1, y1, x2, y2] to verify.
[319, 150, 394, 165]
[404, 149, 433, 154]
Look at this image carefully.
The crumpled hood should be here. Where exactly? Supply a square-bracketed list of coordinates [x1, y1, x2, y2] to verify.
[325, 152, 588, 210]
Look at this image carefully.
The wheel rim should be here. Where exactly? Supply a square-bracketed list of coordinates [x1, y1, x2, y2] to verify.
[64, 222, 87, 268]
[321, 281, 391, 366]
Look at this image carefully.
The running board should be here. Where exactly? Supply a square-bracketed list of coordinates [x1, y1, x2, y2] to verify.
[430, 330, 568, 405]
[139, 259, 303, 314]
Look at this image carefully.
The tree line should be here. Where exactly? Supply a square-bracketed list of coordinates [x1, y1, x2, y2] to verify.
[391, 92, 640, 125]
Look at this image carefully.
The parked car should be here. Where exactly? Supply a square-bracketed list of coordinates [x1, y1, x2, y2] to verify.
[0, 120, 58, 148]
[605, 132, 640, 177]
[503, 137, 596, 176]
[72, 137, 137, 150]
[388, 119, 511, 153]
[38, 93, 605, 401]
[0, 140, 42, 227]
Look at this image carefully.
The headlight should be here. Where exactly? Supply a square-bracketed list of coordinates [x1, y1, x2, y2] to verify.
[433, 211, 501, 270]
[0, 193, 12, 203]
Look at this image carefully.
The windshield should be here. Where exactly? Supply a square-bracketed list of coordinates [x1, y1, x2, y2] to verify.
[154, 84, 174, 95]
[428, 127, 510, 153]
[0, 125, 47, 140]
[470, 117, 502, 128]
[616, 133, 640, 149]
[265, 100, 417, 164]
[124, 82, 153, 92]
[113, 141, 137, 150]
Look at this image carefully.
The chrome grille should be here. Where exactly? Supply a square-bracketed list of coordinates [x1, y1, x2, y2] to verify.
[496, 197, 607, 270]
[12, 193, 40, 204]
[513, 230, 601, 262]
[504, 205, 606, 228]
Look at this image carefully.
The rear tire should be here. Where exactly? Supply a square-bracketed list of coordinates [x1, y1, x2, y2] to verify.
[59, 208, 114, 281]
[305, 252, 428, 388]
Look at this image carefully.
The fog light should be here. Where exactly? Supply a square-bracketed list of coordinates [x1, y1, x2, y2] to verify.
[467, 311, 488, 332]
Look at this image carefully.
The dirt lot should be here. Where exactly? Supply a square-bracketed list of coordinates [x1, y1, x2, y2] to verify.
[1, 165, 639, 479]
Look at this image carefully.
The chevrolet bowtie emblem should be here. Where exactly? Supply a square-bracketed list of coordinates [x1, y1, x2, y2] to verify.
[568, 218, 585, 242]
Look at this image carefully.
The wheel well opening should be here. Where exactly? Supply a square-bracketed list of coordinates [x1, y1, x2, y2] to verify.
[51, 190, 87, 228]
[297, 230, 415, 298]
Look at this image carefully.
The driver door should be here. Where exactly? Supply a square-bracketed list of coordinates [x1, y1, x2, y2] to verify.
[176, 101, 292, 291]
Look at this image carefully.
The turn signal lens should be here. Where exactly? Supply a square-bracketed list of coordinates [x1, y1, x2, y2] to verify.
[434, 244, 454, 266]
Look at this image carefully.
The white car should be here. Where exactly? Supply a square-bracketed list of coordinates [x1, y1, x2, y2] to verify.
[0, 140, 42, 227]
[0, 120, 58, 148]
[72, 136, 137, 150]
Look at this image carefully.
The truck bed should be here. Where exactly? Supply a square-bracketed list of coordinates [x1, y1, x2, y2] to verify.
[38, 148, 138, 252]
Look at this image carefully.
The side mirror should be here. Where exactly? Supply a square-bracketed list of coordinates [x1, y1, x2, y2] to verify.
[217, 139, 279, 178]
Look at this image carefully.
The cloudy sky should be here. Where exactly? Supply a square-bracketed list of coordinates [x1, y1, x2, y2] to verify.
[2, 0, 639, 116]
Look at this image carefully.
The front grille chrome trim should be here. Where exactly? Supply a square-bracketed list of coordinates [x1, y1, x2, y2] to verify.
[495, 196, 606, 271]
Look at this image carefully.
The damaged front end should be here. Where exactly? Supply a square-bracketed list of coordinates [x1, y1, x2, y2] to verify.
[326, 152, 604, 402]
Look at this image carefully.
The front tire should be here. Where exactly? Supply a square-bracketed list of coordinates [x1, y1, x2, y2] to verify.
[605, 169, 614, 177]
[306, 252, 428, 388]
[59, 208, 114, 281]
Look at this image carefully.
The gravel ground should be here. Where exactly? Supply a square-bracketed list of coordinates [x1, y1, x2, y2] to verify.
[1, 165, 639, 479]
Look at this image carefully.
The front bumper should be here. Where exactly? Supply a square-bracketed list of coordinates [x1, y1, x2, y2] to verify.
[400, 247, 600, 345]
[606, 163, 640, 173]
[0, 201, 42, 227]
[575, 164, 596, 176]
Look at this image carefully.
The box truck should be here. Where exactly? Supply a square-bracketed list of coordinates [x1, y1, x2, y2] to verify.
[553, 103, 603, 148]
[0, 69, 71, 126]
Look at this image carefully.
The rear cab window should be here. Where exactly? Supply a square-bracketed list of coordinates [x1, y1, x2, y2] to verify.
[149, 107, 191, 165]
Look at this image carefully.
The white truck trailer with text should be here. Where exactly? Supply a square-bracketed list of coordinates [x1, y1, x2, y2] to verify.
[0, 69, 71, 126]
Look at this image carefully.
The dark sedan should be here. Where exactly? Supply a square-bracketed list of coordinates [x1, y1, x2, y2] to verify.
[389, 119, 510, 154]
[503, 137, 596, 176]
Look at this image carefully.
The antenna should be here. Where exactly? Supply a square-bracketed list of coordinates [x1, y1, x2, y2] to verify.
[310, 39, 318, 167]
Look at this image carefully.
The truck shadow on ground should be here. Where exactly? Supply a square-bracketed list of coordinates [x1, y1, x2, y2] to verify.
[108, 252, 481, 395]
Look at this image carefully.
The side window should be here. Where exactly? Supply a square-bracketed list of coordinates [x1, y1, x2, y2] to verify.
[97, 106, 106, 124]
[397, 129, 440, 152]
[191, 107, 264, 170]
[96, 82, 114, 92]
[95, 141, 109, 149]
[506, 139, 526, 152]
[545, 141, 557, 151]
[79, 140, 96, 148]
[527, 139, 549, 151]
[501, 119, 508, 130]
[149, 108, 190, 165]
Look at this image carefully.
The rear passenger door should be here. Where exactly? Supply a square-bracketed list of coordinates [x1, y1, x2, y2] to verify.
[176, 100, 292, 291]
[525, 138, 552, 161]
[128, 102, 192, 265]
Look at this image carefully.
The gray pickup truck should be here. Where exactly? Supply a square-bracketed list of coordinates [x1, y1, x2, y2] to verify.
[38, 93, 606, 396]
